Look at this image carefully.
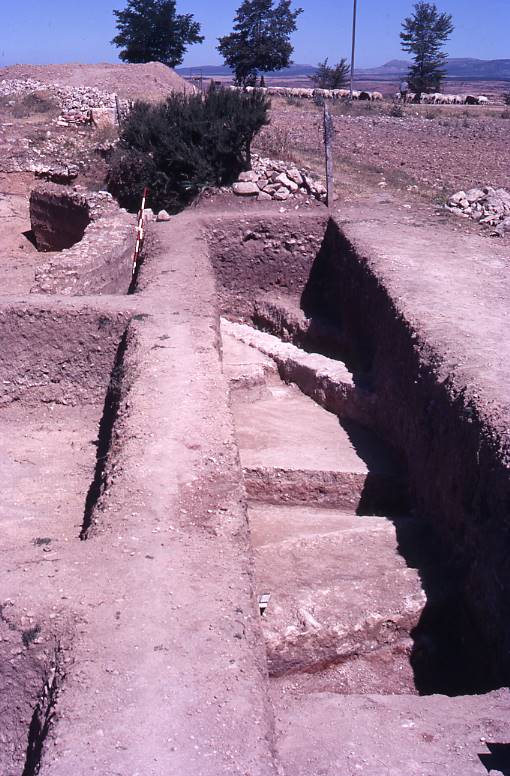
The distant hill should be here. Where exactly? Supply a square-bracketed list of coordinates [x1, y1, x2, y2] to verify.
[178, 58, 510, 81]
[176, 63, 317, 77]
[358, 58, 510, 80]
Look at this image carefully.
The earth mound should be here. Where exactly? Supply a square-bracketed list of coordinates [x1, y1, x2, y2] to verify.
[0, 61, 194, 101]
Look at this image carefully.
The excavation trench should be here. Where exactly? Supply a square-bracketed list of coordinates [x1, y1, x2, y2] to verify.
[0, 306, 136, 772]
[211, 212, 504, 698]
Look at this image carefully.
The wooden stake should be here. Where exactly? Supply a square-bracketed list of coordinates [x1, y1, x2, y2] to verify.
[323, 102, 334, 209]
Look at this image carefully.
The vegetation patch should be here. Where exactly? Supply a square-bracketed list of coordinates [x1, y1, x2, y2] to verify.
[107, 87, 269, 211]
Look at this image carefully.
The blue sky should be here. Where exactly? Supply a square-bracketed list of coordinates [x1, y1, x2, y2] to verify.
[1, 0, 508, 69]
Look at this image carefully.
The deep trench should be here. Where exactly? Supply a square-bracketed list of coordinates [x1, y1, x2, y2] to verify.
[216, 216, 503, 698]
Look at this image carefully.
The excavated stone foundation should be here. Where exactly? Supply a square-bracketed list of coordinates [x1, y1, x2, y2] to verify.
[30, 183, 135, 295]
[1, 204, 509, 775]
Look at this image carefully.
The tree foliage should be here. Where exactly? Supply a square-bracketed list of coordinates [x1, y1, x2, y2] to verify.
[218, 0, 303, 86]
[400, 2, 454, 96]
[107, 87, 270, 211]
[309, 58, 350, 89]
[112, 0, 203, 67]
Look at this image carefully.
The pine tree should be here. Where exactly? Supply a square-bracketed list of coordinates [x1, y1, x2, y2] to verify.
[309, 58, 350, 89]
[218, 0, 303, 86]
[400, 2, 454, 98]
[112, 0, 203, 68]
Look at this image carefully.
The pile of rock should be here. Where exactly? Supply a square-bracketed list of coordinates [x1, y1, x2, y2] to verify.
[446, 186, 510, 236]
[232, 153, 327, 203]
[30, 161, 80, 184]
[0, 78, 127, 127]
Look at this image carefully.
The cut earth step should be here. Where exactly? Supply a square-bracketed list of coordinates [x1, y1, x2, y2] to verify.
[249, 504, 435, 681]
[235, 381, 406, 513]
[221, 317, 372, 424]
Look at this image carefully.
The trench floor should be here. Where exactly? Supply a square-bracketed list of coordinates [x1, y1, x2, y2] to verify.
[0, 405, 100, 549]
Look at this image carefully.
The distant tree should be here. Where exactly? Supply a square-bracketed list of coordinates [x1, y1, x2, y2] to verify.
[309, 58, 350, 89]
[218, 0, 303, 87]
[112, 0, 204, 68]
[400, 2, 454, 98]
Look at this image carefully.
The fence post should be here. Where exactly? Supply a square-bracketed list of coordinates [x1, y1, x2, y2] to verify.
[323, 102, 334, 208]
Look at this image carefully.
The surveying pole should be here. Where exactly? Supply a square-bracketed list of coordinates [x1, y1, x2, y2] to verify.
[350, 0, 358, 99]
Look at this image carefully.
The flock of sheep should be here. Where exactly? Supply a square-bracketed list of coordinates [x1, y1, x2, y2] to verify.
[230, 85, 384, 100]
[229, 84, 491, 105]
[396, 91, 490, 105]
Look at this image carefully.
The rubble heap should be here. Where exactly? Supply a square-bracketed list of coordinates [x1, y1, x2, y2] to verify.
[232, 153, 327, 203]
[446, 186, 510, 237]
[0, 78, 128, 126]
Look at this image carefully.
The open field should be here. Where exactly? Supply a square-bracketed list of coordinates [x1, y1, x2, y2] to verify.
[185, 72, 510, 101]
[255, 96, 510, 215]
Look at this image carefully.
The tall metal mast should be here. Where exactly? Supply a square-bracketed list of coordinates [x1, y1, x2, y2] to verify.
[350, 0, 358, 99]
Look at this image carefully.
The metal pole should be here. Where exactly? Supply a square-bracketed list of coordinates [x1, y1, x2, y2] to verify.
[350, 0, 358, 99]
[323, 102, 334, 208]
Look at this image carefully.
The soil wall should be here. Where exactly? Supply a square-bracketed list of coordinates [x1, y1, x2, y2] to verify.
[0, 306, 131, 406]
[302, 219, 510, 683]
[207, 213, 328, 318]
[30, 184, 134, 296]
[30, 186, 90, 252]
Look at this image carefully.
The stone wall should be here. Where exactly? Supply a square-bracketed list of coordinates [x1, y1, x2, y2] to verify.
[31, 184, 135, 295]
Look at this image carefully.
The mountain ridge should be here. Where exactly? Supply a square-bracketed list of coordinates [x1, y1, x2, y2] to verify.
[177, 58, 510, 80]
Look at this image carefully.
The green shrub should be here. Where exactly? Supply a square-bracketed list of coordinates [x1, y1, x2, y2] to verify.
[107, 86, 270, 211]
[503, 92, 510, 106]
[388, 101, 404, 118]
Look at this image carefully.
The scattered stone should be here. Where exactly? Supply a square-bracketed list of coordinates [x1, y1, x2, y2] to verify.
[446, 186, 510, 235]
[465, 188, 485, 203]
[156, 209, 171, 222]
[286, 168, 303, 185]
[492, 216, 510, 237]
[274, 188, 291, 201]
[274, 172, 295, 189]
[449, 190, 466, 204]
[233, 181, 259, 196]
[238, 170, 259, 183]
[231, 153, 326, 204]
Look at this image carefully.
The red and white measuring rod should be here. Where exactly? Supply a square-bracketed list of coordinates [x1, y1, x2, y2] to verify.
[132, 186, 149, 277]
